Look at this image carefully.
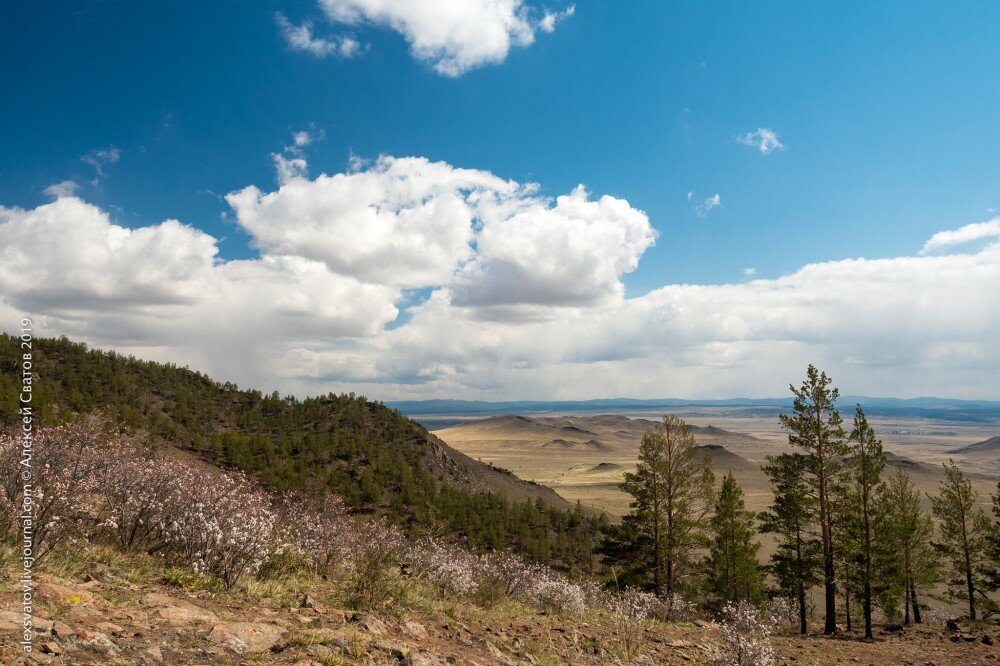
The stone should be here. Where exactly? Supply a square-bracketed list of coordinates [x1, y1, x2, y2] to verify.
[372, 640, 408, 660]
[403, 620, 428, 638]
[961, 633, 976, 642]
[51, 621, 75, 639]
[983, 634, 994, 646]
[38, 580, 94, 605]
[945, 619, 960, 632]
[39, 642, 61, 655]
[352, 613, 387, 636]
[141, 592, 217, 625]
[208, 621, 286, 654]
[144, 646, 163, 662]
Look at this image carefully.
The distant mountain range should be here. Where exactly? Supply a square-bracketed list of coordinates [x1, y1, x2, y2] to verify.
[389, 396, 1000, 423]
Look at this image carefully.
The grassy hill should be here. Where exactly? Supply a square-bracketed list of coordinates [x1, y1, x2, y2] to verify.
[0, 334, 606, 571]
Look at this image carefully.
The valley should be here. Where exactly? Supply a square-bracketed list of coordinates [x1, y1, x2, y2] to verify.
[430, 410, 1000, 516]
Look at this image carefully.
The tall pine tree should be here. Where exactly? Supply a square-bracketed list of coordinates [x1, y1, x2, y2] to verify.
[845, 405, 886, 639]
[604, 414, 715, 597]
[759, 452, 823, 635]
[883, 468, 938, 624]
[780, 365, 849, 635]
[930, 461, 992, 620]
[705, 473, 764, 611]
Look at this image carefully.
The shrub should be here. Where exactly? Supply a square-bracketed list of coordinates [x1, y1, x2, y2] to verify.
[342, 518, 405, 609]
[408, 538, 479, 598]
[709, 601, 776, 666]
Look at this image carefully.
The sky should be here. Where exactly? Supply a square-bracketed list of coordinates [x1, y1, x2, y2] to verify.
[1, 0, 999, 400]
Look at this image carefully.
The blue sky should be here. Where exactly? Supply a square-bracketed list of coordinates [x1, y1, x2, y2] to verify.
[2, 1, 999, 399]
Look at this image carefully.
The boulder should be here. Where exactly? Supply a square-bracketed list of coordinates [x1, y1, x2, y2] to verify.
[208, 621, 287, 654]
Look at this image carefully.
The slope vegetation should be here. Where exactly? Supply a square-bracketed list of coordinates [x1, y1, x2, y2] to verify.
[0, 335, 603, 568]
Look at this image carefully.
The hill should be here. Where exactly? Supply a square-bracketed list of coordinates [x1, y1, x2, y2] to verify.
[0, 335, 604, 569]
[949, 435, 1000, 455]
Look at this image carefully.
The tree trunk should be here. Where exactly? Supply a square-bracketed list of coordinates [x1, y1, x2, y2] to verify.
[904, 582, 911, 625]
[910, 581, 922, 624]
[844, 572, 852, 632]
[863, 579, 872, 639]
[966, 564, 976, 620]
[798, 583, 808, 635]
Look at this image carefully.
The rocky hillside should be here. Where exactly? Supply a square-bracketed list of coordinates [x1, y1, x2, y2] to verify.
[0, 335, 601, 568]
[2, 552, 996, 665]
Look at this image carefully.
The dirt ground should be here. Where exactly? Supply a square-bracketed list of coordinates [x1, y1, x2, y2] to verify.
[1, 570, 997, 665]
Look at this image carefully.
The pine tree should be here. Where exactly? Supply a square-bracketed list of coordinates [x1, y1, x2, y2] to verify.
[929, 461, 991, 620]
[780, 365, 849, 635]
[609, 414, 715, 596]
[705, 473, 764, 610]
[759, 452, 823, 634]
[882, 468, 937, 624]
[987, 481, 1000, 596]
[845, 405, 885, 639]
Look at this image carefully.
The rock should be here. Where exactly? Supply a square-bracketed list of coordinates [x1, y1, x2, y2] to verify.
[949, 635, 961, 643]
[372, 640, 408, 659]
[38, 580, 94, 605]
[885, 623, 904, 632]
[983, 634, 994, 646]
[408, 652, 447, 666]
[946, 619, 960, 632]
[302, 594, 323, 611]
[144, 646, 163, 662]
[0, 610, 52, 633]
[51, 621, 75, 639]
[96, 621, 126, 636]
[141, 592, 217, 625]
[81, 631, 119, 656]
[351, 613, 387, 636]
[82, 573, 98, 583]
[208, 621, 286, 654]
[39, 642, 61, 655]
[961, 633, 976, 642]
[403, 620, 428, 638]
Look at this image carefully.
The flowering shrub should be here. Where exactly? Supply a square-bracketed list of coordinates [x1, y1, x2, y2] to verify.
[765, 596, 798, 633]
[408, 538, 479, 598]
[607, 587, 660, 660]
[279, 493, 353, 577]
[529, 577, 588, 616]
[709, 601, 776, 666]
[158, 469, 282, 590]
[93, 443, 191, 553]
[342, 518, 405, 609]
[0, 417, 108, 562]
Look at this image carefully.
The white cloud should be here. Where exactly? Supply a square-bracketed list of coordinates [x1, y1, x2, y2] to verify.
[688, 191, 721, 217]
[452, 185, 655, 309]
[736, 128, 784, 155]
[272, 154, 309, 184]
[276, 13, 360, 58]
[539, 5, 574, 33]
[742, 267, 757, 277]
[81, 146, 122, 182]
[3, 159, 1000, 400]
[43, 180, 80, 198]
[317, 0, 573, 76]
[293, 131, 314, 147]
[920, 217, 1000, 255]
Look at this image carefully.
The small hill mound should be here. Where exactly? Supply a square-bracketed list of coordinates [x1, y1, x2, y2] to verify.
[541, 438, 610, 451]
[586, 462, 622, 473]
[695, 444, 758, 472]
[949, 435, 1000, 455]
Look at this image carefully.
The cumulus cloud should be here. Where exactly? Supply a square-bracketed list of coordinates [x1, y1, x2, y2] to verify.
[43, 180, 80, 198]
[276, 13, 360, 58]
[452, 185, 655, 310]
[742, 267, 757, 277]
[920, 217, 1000, 255]
[736, 128, 784, 155]
[316, 0, 573, 76]
[3, 159, 1000, 400]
